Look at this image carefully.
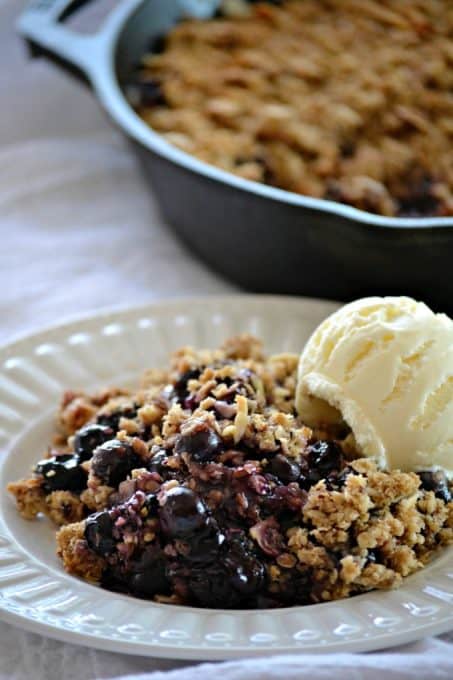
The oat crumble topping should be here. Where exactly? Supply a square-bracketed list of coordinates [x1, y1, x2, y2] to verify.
[129, 0, 453, 217]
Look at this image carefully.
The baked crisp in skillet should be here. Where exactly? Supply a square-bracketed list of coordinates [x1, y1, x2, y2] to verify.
[8, 336, 452, 608]
[129, 0, 453, 217]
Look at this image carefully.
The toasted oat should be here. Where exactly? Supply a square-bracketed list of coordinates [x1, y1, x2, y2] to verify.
[134, 0, 453, 217]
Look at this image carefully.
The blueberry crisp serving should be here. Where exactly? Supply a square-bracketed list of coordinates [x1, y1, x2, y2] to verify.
[8, 335, 452, 609]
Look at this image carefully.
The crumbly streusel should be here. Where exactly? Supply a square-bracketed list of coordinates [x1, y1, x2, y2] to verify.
[130, 0, 453, 217]
[8, 335, 452, 608]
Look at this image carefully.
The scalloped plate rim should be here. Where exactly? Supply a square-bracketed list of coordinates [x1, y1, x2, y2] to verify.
[0, 295, 339, 354]
[0, 603, 452, 660]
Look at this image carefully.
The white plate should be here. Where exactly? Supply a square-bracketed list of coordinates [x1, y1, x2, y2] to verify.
[0, 295, 451, 660]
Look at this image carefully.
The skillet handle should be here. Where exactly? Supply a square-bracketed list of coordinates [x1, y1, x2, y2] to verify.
[18, 0, 223, 84]
[17, 0, 107, 83]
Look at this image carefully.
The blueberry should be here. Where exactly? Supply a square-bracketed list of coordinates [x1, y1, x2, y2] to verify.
[325, 465, 353, 490]
[91, 439, 140, 487]
[397, 173, 439, 218]
[167, 529, 265, 608]
[183, 395, 199, 411]
[128, 545, 169, 598]
[365, 548, 382, 565]
[35, 454, 86, 493]
[96, 407, 136, 434]
[270, 454, 300, 484]
[182, 519, 225, 564]
[175, 426, 223, 463]
[147, 449, 168, 476]
[173, 368, 201, 405]
[101, 565, 128, 594]
[138, 79, 166, 107]
[74, 424, 114, 462]
[143, 493, 159, 516]
[219, 374, 250, 404]
[85, 511, 116, 556]
[148, 33, 166, 54]
[159, 487, 208, 537]
[187, 562, 241, 608]
[418, 470, 451, 503]
[127, 77, 166, 109]
[188, 553, 264, 608]
[226, 553, 265, 597]
[306, 441, 343, 484]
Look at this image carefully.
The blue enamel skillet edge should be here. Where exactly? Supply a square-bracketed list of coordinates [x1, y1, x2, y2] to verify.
[18, 0, 453, 311]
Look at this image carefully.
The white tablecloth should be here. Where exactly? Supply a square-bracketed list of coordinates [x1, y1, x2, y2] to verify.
[0, 2, 451, 678]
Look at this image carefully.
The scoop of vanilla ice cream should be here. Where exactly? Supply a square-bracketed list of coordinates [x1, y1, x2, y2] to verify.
[296, 296, 453, 477]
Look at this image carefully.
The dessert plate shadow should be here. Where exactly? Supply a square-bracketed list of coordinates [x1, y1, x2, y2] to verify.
[0, 296, 451, 659]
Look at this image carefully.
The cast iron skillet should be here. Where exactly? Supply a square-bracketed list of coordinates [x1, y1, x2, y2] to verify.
[18, 0, 453, 311]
